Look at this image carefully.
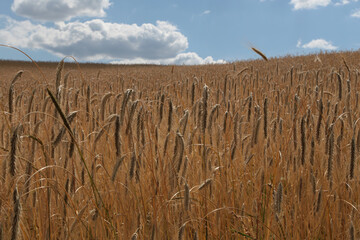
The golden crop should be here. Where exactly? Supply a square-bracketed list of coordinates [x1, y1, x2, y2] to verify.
[0, 51, 359, 239]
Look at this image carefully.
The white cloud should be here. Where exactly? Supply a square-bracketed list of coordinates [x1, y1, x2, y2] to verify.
[11, 0, 111, 21]
[0, 16, 224, 65]
[201, 10, 211, 15]
[291, 0, 358, 9]
[335, 0, 350, 5]
[297, 38, 337, 50]
[112, 52, 226, 65]
[351, 9, 360, 17]
[0, 17, 188, 60]
[335, 0, 358, 5]
[296, 39, 302, 48]
[170, 52, 225, 65]
[290, 0, 331, 10]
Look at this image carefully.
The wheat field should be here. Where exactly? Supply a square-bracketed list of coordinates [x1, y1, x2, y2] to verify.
[0, 51, 360, 239]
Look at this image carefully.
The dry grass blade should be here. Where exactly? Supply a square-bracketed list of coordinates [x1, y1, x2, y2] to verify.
[94, 122, 111, 145]
[131, 228, 139, 240]
[111, 156, 125, 181]
[55, 59, 65, 99]
[198, 178, 212, 190]
[53, 111, 78, 147]
[47, 89, 73, 133]
[66, 203, 88, 240]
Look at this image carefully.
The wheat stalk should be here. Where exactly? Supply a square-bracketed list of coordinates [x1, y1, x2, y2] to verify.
[8, 71, 23, 124]
[168, 99, 173, 133]
[9, 125, 20, 176]
[327, 125, 334, 181]
[251, 47, 268, 61]
[11, 188, 20, 240]
[350, 136, 355, 179]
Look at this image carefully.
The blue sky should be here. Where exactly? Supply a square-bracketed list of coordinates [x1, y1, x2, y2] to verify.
[0, 0, 359, 64]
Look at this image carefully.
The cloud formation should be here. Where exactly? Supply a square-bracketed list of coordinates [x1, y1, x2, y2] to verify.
[335, 0, 359, 5]
[0, 17, 187, 60]
[0, 16, 224, 64]
[297, 39, 337, 50]
[290, 0, 359, 9]
[201, 10, 211, 15]
[351, 9, 360, 17]
[290, 0, 331, 10]
[334, 0, 350, 5]
[3, 0, 225, 64]
[11, 0, 111, 21]
[112, 52, 226, 65]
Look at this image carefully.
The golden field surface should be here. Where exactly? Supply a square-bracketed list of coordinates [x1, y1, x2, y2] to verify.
[1, 51, 360, 239]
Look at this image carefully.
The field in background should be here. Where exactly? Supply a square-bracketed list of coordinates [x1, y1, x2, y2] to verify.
[1, 51, 360, 239]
